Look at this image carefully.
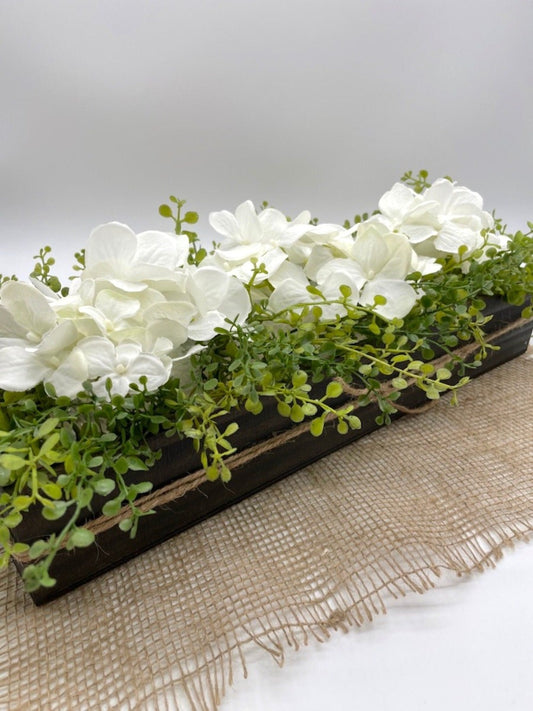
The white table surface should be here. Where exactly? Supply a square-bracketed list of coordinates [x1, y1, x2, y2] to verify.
[219, 539, 533, 711]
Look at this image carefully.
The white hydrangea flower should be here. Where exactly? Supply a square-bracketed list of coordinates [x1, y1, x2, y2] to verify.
[74, 337, 171, 398]
[83, 222, 190, 291]
[284, 222, 354, 267]
[374, 178, 495, 260]
[208, 200, 312, 283]
[185, 266, 251, 340]
[268, 262, 360, 322]
[0, 281, 87, 395]
[342, 222, 419, 319]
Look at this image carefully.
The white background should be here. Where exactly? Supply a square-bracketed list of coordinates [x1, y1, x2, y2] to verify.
[1, 2, 533, 709]
[1, 1, 533, 278]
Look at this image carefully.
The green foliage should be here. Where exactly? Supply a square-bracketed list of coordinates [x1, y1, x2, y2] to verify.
[30, 246, 68, 295]
[400, 168, 433, 193]
[158, 195, 205, 264]
[1, 174, 532, 594]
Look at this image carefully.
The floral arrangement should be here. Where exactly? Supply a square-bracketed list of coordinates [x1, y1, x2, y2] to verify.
[1, 170, 532, 593]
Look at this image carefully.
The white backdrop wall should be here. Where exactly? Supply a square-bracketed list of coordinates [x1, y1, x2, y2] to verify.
[1, 0, 532, 276]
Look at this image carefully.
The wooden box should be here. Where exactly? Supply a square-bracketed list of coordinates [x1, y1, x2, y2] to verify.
[10, 298, 533, 604]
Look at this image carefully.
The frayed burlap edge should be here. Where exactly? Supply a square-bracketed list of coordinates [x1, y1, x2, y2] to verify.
[1, 348, 532, 711]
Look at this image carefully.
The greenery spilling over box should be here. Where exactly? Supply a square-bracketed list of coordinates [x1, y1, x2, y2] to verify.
[0, 170, 532, 603]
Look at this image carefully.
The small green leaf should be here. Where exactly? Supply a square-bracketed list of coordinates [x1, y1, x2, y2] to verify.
[337, 420, 349, 435]
[292, 370, 308, 388]
[159, 204, 173, 218]
[206, 465, 219, 481]
[113, 457, 129, 475]
[42, 482, 62, 500]
[93, 478, 116, 496]
[301, 403, 317, 416]
[392, 377, 408, 390]
[35, 417, 59, 439]
[29, 540, 49, 558]
[224, 422, 239, 437]
[277, 401, 291, 418]
[0, 454, 27, 471]
[42, 501, 68, 520]
[0, 465, 11, 486]
[183, 211, 199, 224]
[69, 528, 95, 548]
[102, 499, 122, 517]
[133, 481, 153, 494]
[325, 381, 343, 400]
[13, 495, 33, 510]
[310, 418, 324, 437]
[126, 456, 149, 471]
[11, 542, 29, 555]
[290, 404, 305, 423]
[348, 416, 361, 429]
[436, 367, 452, 380]
[0, 525, 10, 545]
[4, 511, 22, 528]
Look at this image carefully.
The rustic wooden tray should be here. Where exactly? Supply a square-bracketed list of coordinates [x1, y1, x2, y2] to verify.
[10, 297, 533, 604]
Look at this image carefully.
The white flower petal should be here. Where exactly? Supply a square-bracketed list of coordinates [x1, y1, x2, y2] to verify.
[95, 289, 141, 323]
[147, 321, 189, 349]
[423, 178, 454, 208]
[46, 349, 88, 399]
[115, 342, 143, 368]
[38, 321, 79, 358]
[136, 230, 189, 269]
[187, 312, 227, 341]
[268, 261, 308, 289]
[103, 277, 148, 293]
[258, 208, 290, 240]
[376, 234, 415, 280]
[304, 245, 337, 282]
[209, 210, 240, 239]
[0, 347, 50, 391]
[316, 259, 362, 301]
[234, 201, 262, 243]
[292, 209, 312, 225]
[352, 227, 390, 277]
[130, 353, 171, 388]
[216, 244, 264, 263]
[144, 300, 197, 326]
[434, 225, 483, 255]
[0, 281, 56, 338]
[268, 279, 311, 314]
[76, 337, 115, 378]
[187, 267, 231, 313]
[0, 305, 27, 340]
[378, 183, 418, 222]
[85, 222, 137, 270]
[360, 280, 417, 320]
[401, 224, 437, 244]
[219, 278, 251, 325]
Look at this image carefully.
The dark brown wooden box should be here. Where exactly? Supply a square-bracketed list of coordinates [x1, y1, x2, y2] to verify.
[10, 298, 533, 604]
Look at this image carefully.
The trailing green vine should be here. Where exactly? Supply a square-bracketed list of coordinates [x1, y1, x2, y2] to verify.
[0, 170, 532, 594]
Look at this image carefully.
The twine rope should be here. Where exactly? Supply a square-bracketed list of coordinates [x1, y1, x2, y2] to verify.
[13, 315, 533, 562]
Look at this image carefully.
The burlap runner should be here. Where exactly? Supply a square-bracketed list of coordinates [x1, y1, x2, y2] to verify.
[1, 349, 532, 711]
